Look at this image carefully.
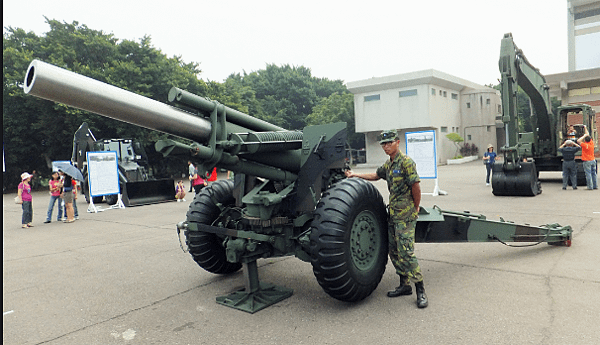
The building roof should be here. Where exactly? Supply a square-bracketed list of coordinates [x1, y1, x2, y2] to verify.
[546, 67, 600, 96]
[346, 69, 494, 94]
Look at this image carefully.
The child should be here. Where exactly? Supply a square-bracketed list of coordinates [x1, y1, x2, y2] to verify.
[44, 170, 63, 223]
[175, 180, 186, 202]
[17, 172, 34, 228]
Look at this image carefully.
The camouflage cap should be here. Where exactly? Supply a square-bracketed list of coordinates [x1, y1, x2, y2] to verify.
[378, 129, 399, 144]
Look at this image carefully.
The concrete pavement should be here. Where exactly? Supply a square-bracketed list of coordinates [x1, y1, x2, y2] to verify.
[3, 161, 599, 345]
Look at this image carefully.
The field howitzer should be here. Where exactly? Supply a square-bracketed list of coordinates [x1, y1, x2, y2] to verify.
[24, 60, 573, 313]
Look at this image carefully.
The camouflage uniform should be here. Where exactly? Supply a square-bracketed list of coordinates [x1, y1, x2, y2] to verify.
[376, 151, 423, 284]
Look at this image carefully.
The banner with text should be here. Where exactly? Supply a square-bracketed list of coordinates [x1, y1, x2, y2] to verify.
[405, 130, 437, 179]
[87, 151, 119, 197]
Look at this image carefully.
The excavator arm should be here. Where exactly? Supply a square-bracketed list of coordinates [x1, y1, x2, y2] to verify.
[499, 33, 555, 150]
[494, 33, 554, 196]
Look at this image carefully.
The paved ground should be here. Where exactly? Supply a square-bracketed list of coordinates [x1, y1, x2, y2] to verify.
[3, 161, 599, 345]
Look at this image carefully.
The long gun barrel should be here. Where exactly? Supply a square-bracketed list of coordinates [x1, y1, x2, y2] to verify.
[24, 60, 214, 143]
[24, 60, 302, 180]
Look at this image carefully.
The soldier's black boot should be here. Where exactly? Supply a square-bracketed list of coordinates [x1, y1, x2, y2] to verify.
[415, 281, 428, 308]
[387, 275, 412, 297]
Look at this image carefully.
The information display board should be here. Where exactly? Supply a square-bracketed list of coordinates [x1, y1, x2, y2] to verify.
[405, 130, 437, 179]
[87, 151, 119, 197]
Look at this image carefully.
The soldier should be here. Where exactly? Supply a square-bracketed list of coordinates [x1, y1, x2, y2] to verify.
[345, 129, 428, 308]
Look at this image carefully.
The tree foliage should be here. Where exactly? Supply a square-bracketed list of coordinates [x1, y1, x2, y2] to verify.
[224, 64, 348, 130]
[306, 92, 364, 148]
[3, 19, 207, 189]
[445, 133, 464, 158]
[3, 19, 362, 191]
[492, 83, 561, 133]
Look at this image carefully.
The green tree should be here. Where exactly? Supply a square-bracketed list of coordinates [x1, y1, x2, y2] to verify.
[306, 92, 364, 148]
[3, 19, 206, 190]
[445, 133, 464, 158]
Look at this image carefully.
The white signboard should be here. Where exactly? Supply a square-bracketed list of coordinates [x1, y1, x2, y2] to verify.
[405, 130, 437, 179]
[87, 151, 119, 197]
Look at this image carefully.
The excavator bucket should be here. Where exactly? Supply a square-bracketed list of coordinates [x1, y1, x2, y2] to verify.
[491, 161, 541, 196]
[122, 178, 176, 206]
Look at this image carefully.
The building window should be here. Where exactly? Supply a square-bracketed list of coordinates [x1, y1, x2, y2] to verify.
[451, 93, 458, 100]
[467, 135, 472, 140]
[399, 89, 418, 97]
[364, 94, 380, 102]
[467, 102, 471, 108]
[487, 126, 492, 132]
[432, 88, 436, 95]
[486, 99, 491, 105]
[439, 90, 443, 96]
[443, 91, 447, 97]
[498, 105, 502, 113]
[441, 127, 448, 133]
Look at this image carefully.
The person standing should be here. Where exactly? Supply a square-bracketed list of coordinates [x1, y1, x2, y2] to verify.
[17, 172, 34, 228]
[59, 170, 76, 223]
[30, 170, 40, 190]
[577, 125, 598, 190]
[44, 170, 63, 223]
[558, 140, 581, 190]
[345, 129, 427, 308]
[188, 161, 195, 193]
[191, 167, 207, 194]
[483, 144, 497, 186]
[70, 179, 79, 220]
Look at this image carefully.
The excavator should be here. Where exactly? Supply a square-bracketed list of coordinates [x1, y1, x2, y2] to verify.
[72, 122, 176, 206]
[493, 33, 597, 196]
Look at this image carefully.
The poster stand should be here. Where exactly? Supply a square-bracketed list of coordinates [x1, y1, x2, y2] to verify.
[405, 130, 447, 196]
[86, 193, 124, 213]
[426, 178, 448, 196]
[109, 194, 126, 209]
[87, 197, 103, 213]
[85, 151, 123, 213]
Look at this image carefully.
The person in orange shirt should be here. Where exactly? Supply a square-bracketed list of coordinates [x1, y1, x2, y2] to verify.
[577, 125, 598, 190]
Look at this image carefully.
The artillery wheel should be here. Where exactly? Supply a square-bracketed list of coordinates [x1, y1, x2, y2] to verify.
[186, 179, 242, 274]
[309, 178, 388, 302]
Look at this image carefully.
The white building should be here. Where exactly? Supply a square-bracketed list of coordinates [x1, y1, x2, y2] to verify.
[347, 70, 501, 165]
[568, 0, 600, 71]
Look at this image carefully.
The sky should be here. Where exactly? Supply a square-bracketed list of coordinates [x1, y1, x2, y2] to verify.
[3, 1, 597, 87]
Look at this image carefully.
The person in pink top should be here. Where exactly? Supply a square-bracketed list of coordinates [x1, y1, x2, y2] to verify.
[17, 172, 34, 228]
[191, 168, 207, 194]
[44, 170, 64, 223]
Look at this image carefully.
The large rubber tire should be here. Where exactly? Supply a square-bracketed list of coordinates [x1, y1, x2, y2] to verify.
[185, 179, 242, 274]
[309, 178, 388, 302]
